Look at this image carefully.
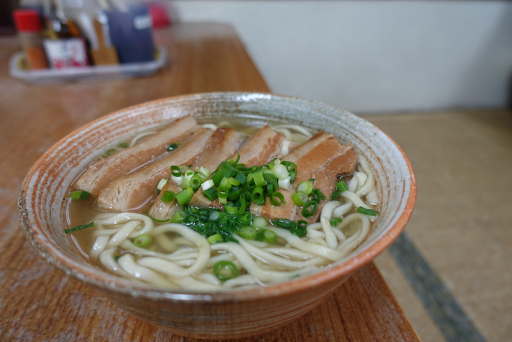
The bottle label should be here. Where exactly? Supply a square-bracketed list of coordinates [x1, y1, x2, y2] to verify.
[133, 15, 152, 30]
[43, 39, 89, 68]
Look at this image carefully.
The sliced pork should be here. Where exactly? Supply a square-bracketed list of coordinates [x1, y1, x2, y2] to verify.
[96, 128, 214, 212]
[148, 128, 247, 220]
[75, 116, 198, 196]
[251, 132, 358, 223]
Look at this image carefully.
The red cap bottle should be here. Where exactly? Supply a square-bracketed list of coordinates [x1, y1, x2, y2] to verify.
[12, 9, 48, 70]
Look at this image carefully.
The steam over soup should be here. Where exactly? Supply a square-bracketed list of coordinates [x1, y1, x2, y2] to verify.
[66, 116, 380, 290]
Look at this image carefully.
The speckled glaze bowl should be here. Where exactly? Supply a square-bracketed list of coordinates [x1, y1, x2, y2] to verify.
[18, 93, 416, 339]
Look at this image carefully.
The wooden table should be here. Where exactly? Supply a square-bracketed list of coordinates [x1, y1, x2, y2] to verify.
[0, 23, 420, 341]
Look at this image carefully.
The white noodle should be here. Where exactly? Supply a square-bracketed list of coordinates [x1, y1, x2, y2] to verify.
[129, 131, 156, 147]
[90, 235, 109, 259]
[320, 201, 340, 249]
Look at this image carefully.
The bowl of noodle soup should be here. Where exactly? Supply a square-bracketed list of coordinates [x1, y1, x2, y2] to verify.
[18, 92, 416, 339]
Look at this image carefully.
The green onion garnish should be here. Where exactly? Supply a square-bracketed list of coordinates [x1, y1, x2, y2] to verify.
[176, 188, 194, 206]
[133, 234, 152, 248]
[311, 189, 327, 203]
[292, 191, 308, 206]
[269, 191, 285, 206]
[207, 234, 223, 244]
[203, 187, 218, 201]
[167, 143, 179, 151]
[171, 211, 185, 223]
[331, 190, 341, 200]
[302, 201, 318, 218]
[118, 142, 128, 148]
[297, 220, 308, 230]
[161, 191, 175, 203]
[251, 186, 264, 203]
[330, 217, 343, 226]
[65, 222, 94, 234]
[239, 212, 252, 226]
[225, 203, 239, 215]
[212, 162, 235, 186]
[213, 261, 239, 281]
[263, 230, 277, 243]
[69, 190, 90, 200]
[336, 181, 349, 192]
[114, 256, 121, 261]
[105, 149, 117, 156]
[189, 174, 203, 190]
[252, 216, 267, 229]
[296, 181, 313, 195]
[357, 207, 379, 216]
[170, 165, 182, 177]
[239, 226, 257, 240]
[280, 161, 297, 171]
[253, 170, 267, 187]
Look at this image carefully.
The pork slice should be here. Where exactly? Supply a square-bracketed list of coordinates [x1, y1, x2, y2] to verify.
[96, 128, 214, 212]
[252, 133, 356, 222]
[75, 115, 198, 196]
[250, 189, 296, 222]
[148, 128, 246, 220]
[235, 125, 287, 167]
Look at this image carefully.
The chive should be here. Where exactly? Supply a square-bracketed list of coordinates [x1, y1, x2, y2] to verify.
[105, 149, 116, 156]
[207, 234, 223, 244]
[331, 190, 341, 200]
[114, 256, 121, 261]
[167, 143, 179, 151]
[212, 162, 235, 186]
[118, 142, 128, 148]
[297, 220, 308, 230]
[296, 181, 313, 195]
[170, 165, 182, 177]
[268, 162, 274, 170]
[252, 216, 267, 229]
[239, 212, 252, 226]
[237, 196, 248, 215]
[269, 191, 285, 206]
[357, 206, 379, 216]
[272, 218, 296, 229]
[251, 186, 264, 203]
[263, 230, 277, 243]
[292, 191, 308, 206]
[234, 171, 246, 185]
[336, 181, 349, 192]
[176, 188, 193, 206]
[213, 261, 239, 281]
[161, 191, 175, 203]
[203, 187, 218, 201]
[330, 217, 343, 226]
[69, 190, 90, 200]
[228, 177, 241, 186]
[255, 230, 266, 241]
[302, 201, 318, 218]
[280, 161, 297, 171]
[64, 222, 94, 234]
[311, 189, 327, 203]
[238, 226, 257, 240]
[133, 234, 152, 248]
[273, 164, 289, 180]
[308, 179, 316, 181]
[289, 170, 297, 183]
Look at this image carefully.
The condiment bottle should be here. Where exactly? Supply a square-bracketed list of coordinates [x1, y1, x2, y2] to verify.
[13, 10, 49, 70]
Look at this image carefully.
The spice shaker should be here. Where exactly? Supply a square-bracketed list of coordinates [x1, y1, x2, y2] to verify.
[13, 10, 49, 70]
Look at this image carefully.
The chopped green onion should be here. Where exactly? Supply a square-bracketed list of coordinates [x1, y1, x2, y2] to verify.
[69, 190, 90, 200]
[64, 222, 94, 234]
[251, 186, 264, 203]
[213, 261, 239, 281]
[296, 181, 313, 195]
[225, 203, 239, 215]
[269, 191, 285, 206]
[357, 207, 379, 216]
[167, 143, 179, 151]
[207, 234, 223, 244]
[170, 165, 182, 177]
[302, 201, 318, 218]
[292, 191, 308, 206]
[201, 179, 214, 191]
[133, 234, 152, 248]
[157, 178, 168, 191]
[212, 162, 235, 186]
[331, 190, 341, 200]
[203, 186, 218, 201]
[280, 161, 297, 171]
[308, 179, 316, 181]
[189, 174, 203, 189]
[228, 177, 241, 186]
[253, 170, 267, 187]
[234, 172, 246, 185]
[278, 176, 291, 190]
[273, 164, 289, 180]
[171, 211, 185, 223]
[161, 191, 175, 203]
[268, 162, 274, 170]
[263, 230, 277, 243]
[330, 217, 343, 226]
[176, 188, 194, 206]
[289, 170, 297, 183]
[311, 189, 327, 203]
[336, 181, 349, 192]
[272, 218, 296, 228]
[195, 166, 211, 178]
[297, 220, 308, 230]
[105, 149, 116, 156]
[238, 226, 257, 240]
[114, 256, 121, 261]
[239, 212, 252, 226]
[252, 216, 267, 229]
[118, 142, 128, 148]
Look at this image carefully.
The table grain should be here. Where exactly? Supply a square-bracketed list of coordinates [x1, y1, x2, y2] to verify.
[0, 23, 420, 341]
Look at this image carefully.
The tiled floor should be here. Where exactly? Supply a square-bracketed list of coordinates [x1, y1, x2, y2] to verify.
[367, 110, 512, 342]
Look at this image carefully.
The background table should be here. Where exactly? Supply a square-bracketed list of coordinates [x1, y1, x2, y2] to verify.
[0, 23, 419, 341]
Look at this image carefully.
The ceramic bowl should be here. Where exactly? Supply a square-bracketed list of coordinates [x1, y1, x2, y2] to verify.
[18, 92, 416, 339]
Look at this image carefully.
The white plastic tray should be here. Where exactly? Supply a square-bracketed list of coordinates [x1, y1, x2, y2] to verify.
[9, 47, 166, 85]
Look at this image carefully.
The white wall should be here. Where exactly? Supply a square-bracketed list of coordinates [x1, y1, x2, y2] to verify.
[170, 1, 512, 113]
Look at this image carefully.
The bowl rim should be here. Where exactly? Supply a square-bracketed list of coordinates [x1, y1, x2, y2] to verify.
[19, 92, 416, 303]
